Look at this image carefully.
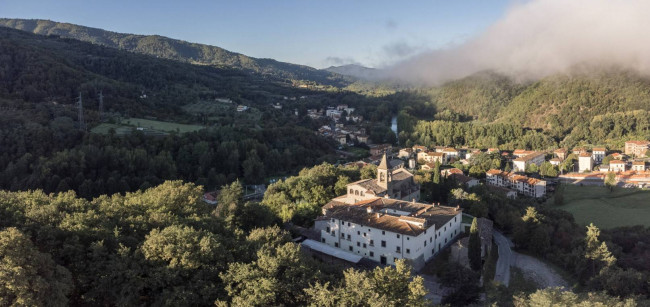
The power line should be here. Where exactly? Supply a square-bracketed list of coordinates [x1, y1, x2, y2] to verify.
[77, 92, 86, 132]
[98, 90, 104, 121]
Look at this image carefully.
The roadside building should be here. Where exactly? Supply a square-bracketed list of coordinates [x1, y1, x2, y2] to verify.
[632, 161, 647, 172]
[624, 141, 650, 157]
[578, 152, 594, 172]
[609, 160, 626, 172]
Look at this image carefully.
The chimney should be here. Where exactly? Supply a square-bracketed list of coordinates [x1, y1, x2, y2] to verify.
[412, 198, 415, 203]
[376, 212, 380, 218]
[455, 205, 460, 211]
[366, 206, 373, 213]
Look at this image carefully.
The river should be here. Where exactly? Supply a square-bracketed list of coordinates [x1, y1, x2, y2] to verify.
[391, 115, 399, 145]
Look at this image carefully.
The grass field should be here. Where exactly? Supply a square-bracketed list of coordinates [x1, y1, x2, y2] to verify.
[121, 118, 204, 133]
[556, 185, 650, 229]
[91, 118, 204, 135]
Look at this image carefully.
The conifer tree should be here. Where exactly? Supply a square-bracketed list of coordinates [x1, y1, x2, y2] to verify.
[468, 218, 482, 271]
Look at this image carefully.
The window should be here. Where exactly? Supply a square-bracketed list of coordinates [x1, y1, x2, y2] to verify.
[355, 190, 359, 195]
[341, 233, 345, 238]
[424, 229, 427, 234]
[429, 237, 432, 243]
[445, 238, 447, 243]
[347, 234, 351, 241]
[382, 231, 385, 235]
[349, 246, 353, 251]
[370, 240, 374, 246]
[363, 243, 367, 248]
[432, 248, 435, 254]
[335, 242, 339, 247]
[455, 216, 457, 222]
[349, 189, 353, 194]
[368, 229, 371, 232]
[406, 248, 410, 254]
[381, 240, 386, 247]
[396, 246, 401, 253]
[424, 241, 427, 247]
[357, 242, 360, 247]
[444, 226, 446, 231]
[326, 226, 330, 232]
[363, 233, 366, 237]
[348, 222, 351, 226]
[331, 231, 335, 237]
[331, 218, 335, 222]
[396, 234, 401, 239]
[357, 231, 360, 235]
[361, 192, 364, 196]
[407, 237, 409, 240]
[322, 238, 326, 243]
[369, 251, 374, 257]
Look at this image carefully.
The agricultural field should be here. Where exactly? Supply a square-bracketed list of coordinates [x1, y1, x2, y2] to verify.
[91, 118, 204, 135]
[555, 185, 650, 228]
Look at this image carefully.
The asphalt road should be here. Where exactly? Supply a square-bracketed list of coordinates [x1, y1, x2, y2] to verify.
[493, 230, 513, 286]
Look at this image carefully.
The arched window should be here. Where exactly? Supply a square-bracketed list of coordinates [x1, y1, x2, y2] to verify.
[349, 188, 353, 195]
[355, 190, 359, 195]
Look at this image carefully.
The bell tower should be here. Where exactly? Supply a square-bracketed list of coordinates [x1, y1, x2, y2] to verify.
[377, 153, 392, 196]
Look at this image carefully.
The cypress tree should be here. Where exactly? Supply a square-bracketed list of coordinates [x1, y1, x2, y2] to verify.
[468, 217, 482, 271]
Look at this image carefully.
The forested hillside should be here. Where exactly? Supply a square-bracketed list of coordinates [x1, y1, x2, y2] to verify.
[0, 18, 352, 87]
[399, 70, 650, 149]
[0, 26, 344, 197]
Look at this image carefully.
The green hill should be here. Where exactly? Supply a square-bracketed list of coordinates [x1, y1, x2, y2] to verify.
[0, 18, 352, 87]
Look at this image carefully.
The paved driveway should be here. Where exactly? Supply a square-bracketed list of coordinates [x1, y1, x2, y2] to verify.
[493, 230, 513, 286]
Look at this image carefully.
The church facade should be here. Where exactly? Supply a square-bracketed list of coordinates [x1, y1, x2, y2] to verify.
[340, 154, 420, 204]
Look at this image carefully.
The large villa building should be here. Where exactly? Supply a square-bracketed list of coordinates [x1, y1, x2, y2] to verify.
[312, 153, 462, 270]
[624, 141, 650, 157]
[318, 197, 463, 270]
[340, 154, 420, 204]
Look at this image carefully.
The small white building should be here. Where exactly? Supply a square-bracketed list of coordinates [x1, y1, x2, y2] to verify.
[632, 161, 646, 172]
[609, 160, 626, 172]
[486, 169, 546, 198]
[550, 158, 561, 166]
[592, 147, 606, 164]
[578, 152, 594, 172]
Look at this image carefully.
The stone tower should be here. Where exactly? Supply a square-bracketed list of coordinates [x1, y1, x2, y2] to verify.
[377, 153, 393, 196]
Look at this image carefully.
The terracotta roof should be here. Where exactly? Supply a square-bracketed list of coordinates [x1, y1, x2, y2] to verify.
[444, 168, 464, 175]
[428, 152, 445, 157]
[610, 160, 625, 164]
[625, 141, 650, 145]
[448, 173, 477, 184]
[554, 148, 567, 153]
[592, 147, 606, 152]
[513, 151, 546, 162]
[324, 198, 461, 236]
[579, 152, 592, 157]
[443, 148, 458, 152]
[632, 161, 646, 165]
[486, 169, 506, 176]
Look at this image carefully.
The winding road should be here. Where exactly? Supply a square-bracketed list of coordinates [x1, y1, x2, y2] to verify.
[493, 230, 513, 286]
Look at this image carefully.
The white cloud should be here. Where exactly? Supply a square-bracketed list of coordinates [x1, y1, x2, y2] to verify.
[388, 0, 650, 84]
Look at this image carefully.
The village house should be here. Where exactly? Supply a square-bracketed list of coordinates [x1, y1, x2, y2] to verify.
[550, 158, 561, 166]
[512, 151, 546, 172]
[513, 149, 535, 158]
[412, 145, 428, 153]
[578, 152, 594, 172]
[236, 105, 249, 112]
[624, 141, 650, 157]
[632, 161, 647, 172]
[442, 148, 459, 159]
[447, 173, 480, 188]
[398, 148, 413, 159]
[369, 144, 393, 156]
[487, 148, 500, 154]
[418, 152, 446, 164]
[318, 197, 463, 270]
[572, 147, 586, 155]
[441, 168, 464, 176]
[554, 148, 567, 161]
[341, 154, 420, 204]
[485, 169, 546, 198]
[609, 160, 626, 172]
[465, 149, 481, 160]
[592, 147, 607, 163]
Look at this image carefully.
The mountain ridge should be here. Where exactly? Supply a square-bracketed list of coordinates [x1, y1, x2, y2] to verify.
[0, 18, 352, 87]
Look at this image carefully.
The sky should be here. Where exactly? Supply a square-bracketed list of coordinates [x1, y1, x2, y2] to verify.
[0, 0, 513, 68]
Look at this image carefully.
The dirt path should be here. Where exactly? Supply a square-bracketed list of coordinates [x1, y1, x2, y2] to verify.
[512, 252, 568, 288]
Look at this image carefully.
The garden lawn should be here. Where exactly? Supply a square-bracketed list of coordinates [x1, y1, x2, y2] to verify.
[557, 185, 650, 229]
